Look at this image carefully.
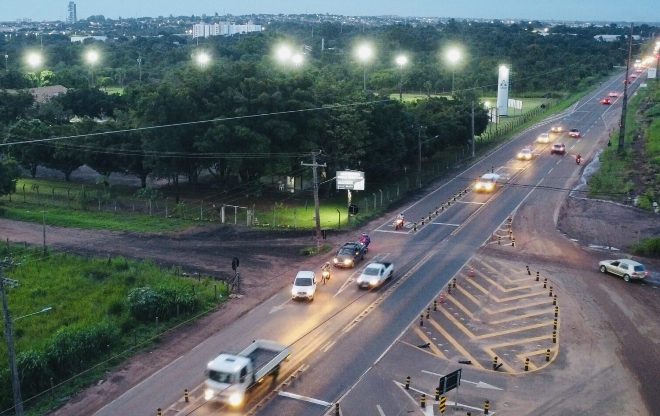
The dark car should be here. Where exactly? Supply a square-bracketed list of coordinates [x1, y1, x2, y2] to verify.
[550, 143, 566, 155]
[333, 242, 365, 268]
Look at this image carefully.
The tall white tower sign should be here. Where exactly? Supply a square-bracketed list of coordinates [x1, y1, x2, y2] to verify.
[497, 65, 509, 117]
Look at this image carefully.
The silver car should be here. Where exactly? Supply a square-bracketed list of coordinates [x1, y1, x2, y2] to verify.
[598, 259, 648, 282]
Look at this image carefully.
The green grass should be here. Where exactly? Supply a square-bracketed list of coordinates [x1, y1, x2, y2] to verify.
[1, 203, 197, 232]
[0, 245, 226, 414]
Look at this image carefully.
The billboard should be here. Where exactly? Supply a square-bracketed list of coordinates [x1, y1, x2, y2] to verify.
[648, 68, 657, 79]
[336, 171, 365, 190]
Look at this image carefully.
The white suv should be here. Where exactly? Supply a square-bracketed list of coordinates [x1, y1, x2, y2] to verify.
[598, 259, 648, 282]
[291, 271, 317, 301]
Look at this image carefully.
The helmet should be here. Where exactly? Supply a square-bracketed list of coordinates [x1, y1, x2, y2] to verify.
[362, 232, 367, 236]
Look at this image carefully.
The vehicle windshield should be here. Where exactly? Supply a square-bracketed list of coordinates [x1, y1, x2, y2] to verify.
[363, 268, 380, 276]
[208, 370, 234, 384]
[634, 265, 645, 272]
[295, 277, 313, 286]
[338, 248, 354, 256]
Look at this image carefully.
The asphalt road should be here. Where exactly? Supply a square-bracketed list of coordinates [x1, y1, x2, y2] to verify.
[94, 70, 644, 416]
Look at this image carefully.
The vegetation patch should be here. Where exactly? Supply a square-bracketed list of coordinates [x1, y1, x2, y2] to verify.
[0, 245, 228, 414]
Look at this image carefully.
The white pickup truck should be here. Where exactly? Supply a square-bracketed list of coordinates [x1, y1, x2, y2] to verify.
[204, 340, 290, 408]
[356, 262, 394, 289]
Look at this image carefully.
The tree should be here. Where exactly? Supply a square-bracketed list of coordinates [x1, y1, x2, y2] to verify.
[0, 157, 20, 197]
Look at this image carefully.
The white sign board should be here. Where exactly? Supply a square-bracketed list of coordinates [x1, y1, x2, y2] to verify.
[508, 98, 523, 110]
[648, 68, 657, 79]
[336, 171, 365, 190]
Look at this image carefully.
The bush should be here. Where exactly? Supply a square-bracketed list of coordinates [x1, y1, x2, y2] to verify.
[127, 285, 200, 321]
[127, 286, 161, 321]
[631, 238, 660, 258]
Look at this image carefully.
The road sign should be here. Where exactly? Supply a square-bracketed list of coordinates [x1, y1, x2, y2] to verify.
[336, 170, 365, 190]
[438, 369, 461, 394]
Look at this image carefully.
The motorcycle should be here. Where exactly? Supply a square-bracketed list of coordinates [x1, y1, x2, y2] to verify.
[321, 269, 331, 283]
[394, 218, 404, 230]
[576, 156, 582, 165]
[359, 236, 370, 253]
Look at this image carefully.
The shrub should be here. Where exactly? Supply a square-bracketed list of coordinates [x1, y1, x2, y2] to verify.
[631, 238, 660, 258]
[127, 286, 161, 321]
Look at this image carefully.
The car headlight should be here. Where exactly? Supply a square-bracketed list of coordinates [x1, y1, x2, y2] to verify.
[485, 183, 494, 191]
[228, 392, 244, 407]
[344, 259, 352, 265]
[333, 258, 339, 264]
[291, 288, 297, 296]
[204, 388, 215, 401]
[370, 278, 379, 285]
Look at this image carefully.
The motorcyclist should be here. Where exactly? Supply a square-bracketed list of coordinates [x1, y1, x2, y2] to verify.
[576, 154, 582, 165]
[321, 262, 331, 284]
[359, 232, 371, 250]
[395, 213, 405, 230]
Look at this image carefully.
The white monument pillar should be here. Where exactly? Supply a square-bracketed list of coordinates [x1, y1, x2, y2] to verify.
[497, 65, 509, 117]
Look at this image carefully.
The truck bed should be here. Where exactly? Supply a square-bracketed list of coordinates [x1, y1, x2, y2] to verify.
[247, 347, 280, 372]
[240, 340, 290, 381]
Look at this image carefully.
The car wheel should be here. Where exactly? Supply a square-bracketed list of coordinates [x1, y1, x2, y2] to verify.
[623, 274, 630, 282]
[599, 265, 607, 273]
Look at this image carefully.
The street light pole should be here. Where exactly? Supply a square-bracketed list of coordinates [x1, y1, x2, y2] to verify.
[471, 101, 475, 158]
[4, 53, 8, 72]
[137, 56, 142, 82]
[617, 24, 634, 155]
[1, 274, 23, 416]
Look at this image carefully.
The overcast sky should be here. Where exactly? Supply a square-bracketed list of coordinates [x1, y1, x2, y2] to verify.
[1, 0, 658, 23]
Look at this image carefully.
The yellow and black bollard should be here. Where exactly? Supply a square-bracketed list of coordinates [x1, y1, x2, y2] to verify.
[511, 237, 515, 247]
[524, 357, 530, 371]
[426, 307, 430, 319]
[553, 318, 558, 330]
[439, 396, 447, 414]
[433, 299, 438, 311]
[555, 306, 559, 318]
[543, 277, 547, 288]
[497, 236, 501, 245]
[405, 376, 411, 390]
[492, 356, 498, 370]
[536, 271, 540, 281]
[484, 399, 490, 414]
[546, 348, 551, 362]
[157, 409, 162, 416]
[184, 388, 189, 403]
[553, 294, 557, 306]
[526, 265, 530, 275]
[509, 229, 513, 239]
[553, 330, 557, 344]
[421, 393, 426, 409]
[420, 314, 424, 327]
[549, 286, 553, 297]
[335, 403, 340, 416]
[413, 222, 417, 232]
[452, 278, 457, 288]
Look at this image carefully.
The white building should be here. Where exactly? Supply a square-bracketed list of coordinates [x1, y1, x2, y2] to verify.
[192, 22, 263, 38]
[67, 1, 77, 24]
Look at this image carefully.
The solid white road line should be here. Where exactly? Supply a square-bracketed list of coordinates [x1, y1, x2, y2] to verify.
[431, 222, 461, 227]
[277, 391, 332, 407]
[376, 404, 386, 416]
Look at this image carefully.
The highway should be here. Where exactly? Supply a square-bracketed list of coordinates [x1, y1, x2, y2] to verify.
[94, 70, 640, 416]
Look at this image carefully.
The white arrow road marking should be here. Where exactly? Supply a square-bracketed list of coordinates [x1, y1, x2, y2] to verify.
[278, 391, 332, 406]
[421, 370, 502, 390]
[269, 298, 292, 314]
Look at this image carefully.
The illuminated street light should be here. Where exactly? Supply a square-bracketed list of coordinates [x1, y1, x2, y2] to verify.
[355, 43, 374, 92]
[445, 47, 462, 94]
[25, 51, 42, 69]
[275, 44, 293, 63]
[85, 49, 100, 87]
[195, 51, 211, 68]
[291, 53, 304, 67]
[395, 54, 408, 101]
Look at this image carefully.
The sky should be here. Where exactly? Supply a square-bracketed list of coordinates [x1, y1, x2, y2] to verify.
[1, 0, 658, 23]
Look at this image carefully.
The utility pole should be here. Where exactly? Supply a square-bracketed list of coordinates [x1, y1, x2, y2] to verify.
[301, 151, 326, 251]
[1, 264, 23, 416]
[417, 125, 424, 188]
[471, 101, 476, 158]
[618, 23, 634, 155]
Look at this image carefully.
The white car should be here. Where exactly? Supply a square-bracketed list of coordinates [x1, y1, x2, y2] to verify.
[291, 271, 317, 300]
[517, 148, 533, 161]
[356, 262, 394, 289]
[536, 132, 550, 143]
[598, 259, 648, 282]
[474, 173, 500, 192]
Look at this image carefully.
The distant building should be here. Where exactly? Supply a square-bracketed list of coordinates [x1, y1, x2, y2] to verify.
[70, 35, 108, 43]
[594, 34, 641, 42]
[67, 1, 77, 24]
[3, 85, 68, 104]
[192, 22, 263, 38]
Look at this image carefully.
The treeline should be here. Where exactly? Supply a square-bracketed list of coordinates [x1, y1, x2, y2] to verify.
[0, 20, 645, 196]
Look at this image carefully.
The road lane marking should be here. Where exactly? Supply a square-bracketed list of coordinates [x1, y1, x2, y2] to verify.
[269, 298, 292, 314]
[277, 391, 332, 406]
[455, 201, 486, 205]
[321, 340, 336, 353]
[412, 326, 448, 359]
[427, 318, 485, 369]
[377, 404, 386, 416]
[421, 370, 502, 390]
[431, 222, 461, 227]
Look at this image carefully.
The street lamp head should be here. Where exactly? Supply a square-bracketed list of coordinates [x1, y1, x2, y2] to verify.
[25, 51, 42, 69]
[356, 43, 374, 63]
[395, 54, 408, 68]
[446, 47, 461, 65]
[275, 44, 293, 63]
[195, 51, 211, 67]
[484, 100, 491, 108]
[499, 65, 509, 76]
[85, 49, 100, 65]
[291, 53, 304, 67]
